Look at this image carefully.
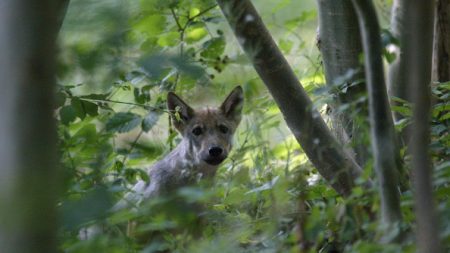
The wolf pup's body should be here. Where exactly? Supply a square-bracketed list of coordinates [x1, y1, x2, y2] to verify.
[79, 87, 243, 239]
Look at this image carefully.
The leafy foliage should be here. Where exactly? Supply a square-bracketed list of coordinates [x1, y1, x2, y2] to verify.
[55, 0, 450, 252]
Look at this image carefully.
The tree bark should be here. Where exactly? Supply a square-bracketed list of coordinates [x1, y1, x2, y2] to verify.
[350, 0, 402, 231]
[216, 0, 363, 197]
[387, 0, 409, 122]
[433, 0, 450, 83]
[316, 0, 369, 167]
[404, 1, 442, 252]
[0, 1, 60, 253]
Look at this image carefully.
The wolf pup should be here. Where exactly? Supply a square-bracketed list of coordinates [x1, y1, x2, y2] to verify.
[128, 85, 244, 203]
[79, 86, 243, 239]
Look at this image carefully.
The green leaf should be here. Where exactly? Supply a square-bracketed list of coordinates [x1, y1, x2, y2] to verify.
[59, 105, 77, 125]
[279, 39, 293, 54]
[435, 161, 450, 171]
[157, 31, 180, 47]
[433, 103, 450, 117]
[189, 7, 200, 17]
[106, 112, 142, 133]
[71, 98, 98, 119]
[84, 101, 98, 117]
[171, 56, 205, 78]
[439, 112, 450, 121]
[72, 124, 98, 145]
[383, 48, 396, 63]
[139, 53, 171, 79]
[142, 111, 160, 132]
[55, 91, 67, 108]
[137, 168, 150, 183]
[140, 54, 205, 79]
[71, 98, 86, 119]
[134, 15, 167, 36]
[391, 105, 411, 117]
[185, 25, 207, 43]
[394, 118, 410, 131]
[200, 37, 225, 59]
[134, 87, 151, 104]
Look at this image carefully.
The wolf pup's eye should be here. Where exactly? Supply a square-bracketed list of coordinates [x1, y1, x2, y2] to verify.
[219, 125, 229, 134]
[192, 126, 203, 136]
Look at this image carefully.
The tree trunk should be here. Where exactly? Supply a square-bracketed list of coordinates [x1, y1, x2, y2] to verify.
[404, 1, 442, 252]
[387, 0, 409, 122]
[316, 0, 369, 167]
[350, 0, 402, 233]
[0, 1, 60, 253]
[216, 0, 363, 197]
[433, 0, 450, 83]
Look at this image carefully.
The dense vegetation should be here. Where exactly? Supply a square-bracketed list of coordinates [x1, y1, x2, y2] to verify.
[0, 0, 448, 253]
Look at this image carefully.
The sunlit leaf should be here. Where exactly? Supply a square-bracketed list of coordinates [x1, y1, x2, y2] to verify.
[157, 31, 180, 47]
[189, 7, 200, 17]
[185, 26, 207, 43]
[279, 39, 293, 54]
[134, 15, 167, 36]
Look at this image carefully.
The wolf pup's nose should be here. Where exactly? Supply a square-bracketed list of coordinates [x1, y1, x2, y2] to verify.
[209, 147, 223, 157]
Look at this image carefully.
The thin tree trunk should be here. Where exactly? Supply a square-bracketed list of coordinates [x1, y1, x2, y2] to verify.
[316, 0, 369, 167]
[433, 0, 450, 83]
[388, 0, 409, 122]
[0, 1, 60, 253]
[350, 0, 402, 232]
[216, 0, 363, 197]
[404, 1, 442, 252]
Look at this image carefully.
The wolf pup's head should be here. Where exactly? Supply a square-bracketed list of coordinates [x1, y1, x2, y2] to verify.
[167, 86, 243, 166]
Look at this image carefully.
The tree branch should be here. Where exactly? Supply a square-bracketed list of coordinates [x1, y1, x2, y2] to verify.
[216, 0, 363, 196]
[350, 0, 402, 232]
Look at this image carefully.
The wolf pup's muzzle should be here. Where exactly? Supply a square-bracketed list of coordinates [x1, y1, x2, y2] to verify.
[203, 146, 227, 165]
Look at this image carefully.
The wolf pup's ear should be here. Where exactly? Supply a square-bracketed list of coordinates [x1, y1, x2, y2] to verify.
[220, 86, 244, 126]
[167, 92, 195, 132]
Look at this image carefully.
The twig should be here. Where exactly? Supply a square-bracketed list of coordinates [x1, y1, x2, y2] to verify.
[188, 4, 218, 23]
[170, 7, 183, 31]
[78, 97, 168, 113]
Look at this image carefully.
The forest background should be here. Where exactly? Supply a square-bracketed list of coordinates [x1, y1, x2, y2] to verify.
[0, 0, 449, 252]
